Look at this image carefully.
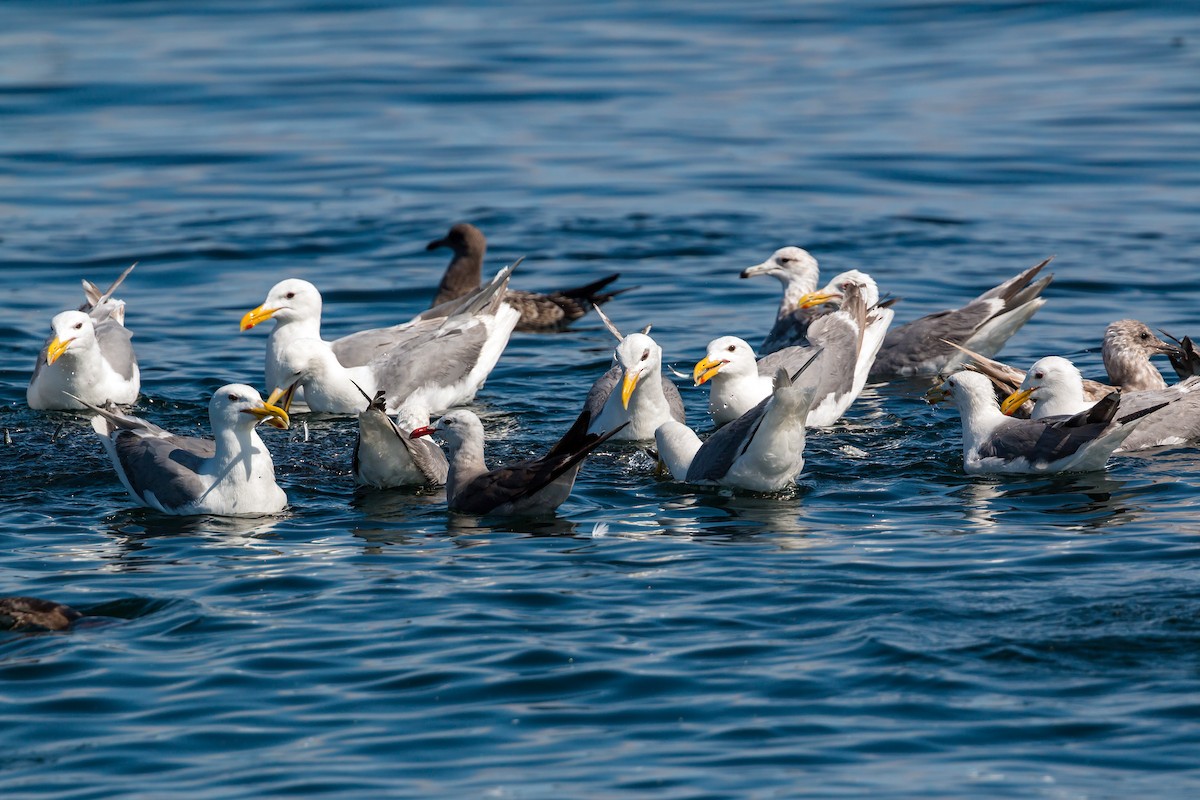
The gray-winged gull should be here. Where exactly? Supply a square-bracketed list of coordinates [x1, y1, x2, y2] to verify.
[739, 246, 826, 353]
[799, 258, 1053, 381]
[264, 267, 520, 416]
[930, 370, 1161, 474]
[427, 222, 630, 332]
[27, 265, 140, 410]
[354, 392, 448, 488]
[579, 306, 686, 441]
[1000, 356, 1200, 452]
[81, 384, 289, 516]
[409, 408, 627, 516]
[655, 361, 820, 492]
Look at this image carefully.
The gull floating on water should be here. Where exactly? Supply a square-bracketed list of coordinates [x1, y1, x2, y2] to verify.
[0, 596, 82, 631]
[655, 357, 822, 491]
[27, 264, 140, 411]
[354, 391, 448, 488]
[930, 370, 1160, 474]
[1000, 356, 1200, 452]
[427, 222, 631, 332]
[263, 266, 520, 416]
[694, 277, 892, 427]
[739, 246, 825, 353]
[579, 306, 686, 441]
[81, 384, 289, 516]
[410, 409, 627, 516]
[800, 258, 1053, 381]
[1102, 319, 1186, 391]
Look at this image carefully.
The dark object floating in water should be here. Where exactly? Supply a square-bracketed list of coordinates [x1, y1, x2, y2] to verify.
[0, 596, 83, 631]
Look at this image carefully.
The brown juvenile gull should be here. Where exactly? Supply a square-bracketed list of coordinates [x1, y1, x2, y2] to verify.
[928, 370, 1161, 474]
[798, 258, 1053, 381]
[999, 356, 1200, 452]
[1102, 319, 1183, 391]
[0, 597, 83, 632]
[410, 409, 627, 516]
[426, 222, 630, 332]
[81, 385, 290, 517]
[28, 264, 139, 410]
[654, 361, 821, 492]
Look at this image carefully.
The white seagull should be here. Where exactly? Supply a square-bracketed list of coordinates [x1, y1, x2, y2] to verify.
[739, 245, 826, 353]
[81, 384, 289, 516]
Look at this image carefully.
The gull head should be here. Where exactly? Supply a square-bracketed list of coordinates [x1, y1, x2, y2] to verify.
[410, 409, 483, 453]
[1001, 356, 1082, 416]
[935, 370, 1001, 417]
[214, 384, 290, 431]
[615, 332, 662, 409]
[740, 246, 819, 285]
[693, 336, 757, 386]
[426, 222, 486, 258]
[1103, 319, 1176, 361]
[44, 310, 97, 365]
[799, 269, 878, 309]
[241, 278, 322, 331]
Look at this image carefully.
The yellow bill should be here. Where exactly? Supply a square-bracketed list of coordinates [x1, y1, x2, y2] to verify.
[692, 356, 724, 386]
[45, 337, 74, 365]
[796, 290, 837, 309]
[1000, 388, 1033, 416]
[242, 401, 290, 430]
[621, 371, 640, 409]
[240, 304, 277, 332]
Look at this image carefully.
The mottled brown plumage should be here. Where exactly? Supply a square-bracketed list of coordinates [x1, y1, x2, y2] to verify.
[426, 222, 630, 332]
[0, 596, 82, 631]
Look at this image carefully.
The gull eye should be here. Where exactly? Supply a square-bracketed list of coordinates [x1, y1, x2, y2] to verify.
[727, 344, 736, 353]
[1034, 371, 1044, 379]
[74, 322, 83, 330]
[641, 349, 650, 361]
[228, 393, 239, 402]
[1139, 331, 1149, 340]
[285, 291, 296, 300]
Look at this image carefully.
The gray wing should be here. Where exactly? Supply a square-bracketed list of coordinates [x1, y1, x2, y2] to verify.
[331, 320, 435, 367]
[662, 376, 686, 424]
[582, 364, 620, 422]
[113, 432, 216, 511]
[371, 323, 487, 397]
[871, 303, 996, 378]
[1117, 381, 1200, 448]
[756, 345, 818, 377]
[759, 308, 826, 354]
[686, 396, 771, 482]
[805, 312, 860, 398]
[977, 416, 1109, 463]
[94, 319, 138, 381]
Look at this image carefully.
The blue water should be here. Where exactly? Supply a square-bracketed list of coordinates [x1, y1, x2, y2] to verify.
[3, 1, 1200, 797]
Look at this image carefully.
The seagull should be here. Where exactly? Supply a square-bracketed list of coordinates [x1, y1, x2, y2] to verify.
[800, 258, 1053, 381]
[426, 222, 630, 332]
[999, 356, 1200, 452]
[81, 384, 290, 516]
[241, 261, 519, 404]
[739, 245, 826, 353]
[693, 278, 891, 428]
[0, 596, 83, 631]
[1102, 319, 1183, 391]
[929, 370, 1161, 474]
[579, 306, 686, 441]
[410, 409, 627, 516]
[354, 391, 448, 488]
[28, 265, 140, 410]
[655, 361, 821, 492]
[261, 267, 521, 415]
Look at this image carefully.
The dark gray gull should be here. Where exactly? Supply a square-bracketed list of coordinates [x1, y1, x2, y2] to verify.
[353, 391, 448, 489]
[655, 361, 821, 492]
[578, 305, 686, 441]
[693, 278, 892, 427]
[27, 264, 140, 410]
[0, 597, 82, 632]
[739, 245, 826, 353]
[262, 266, 520, 415]
[82, 384, 289, 516]
[930, 370, 1161, 474]
[999, 356, 1200, 452]
[426, 222, 630, 332]
[410, 409, 627, 516]
[241, 261, 519, 406]
[799, 258, 1053, 381]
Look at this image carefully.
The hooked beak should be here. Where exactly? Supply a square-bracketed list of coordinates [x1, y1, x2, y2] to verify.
[409, 425, 437, 439]
[45, 336, 75, 365]
[692, 356, 725, 386]
[796, 290, 839, 309]
[265, 382, 300, 416]
[1000, 387, 1034, 416]
[242, 401, 290, 430]
[739, 261, 773, 279]
[621, 371, 641, 409]
[240, 304, 277, 332]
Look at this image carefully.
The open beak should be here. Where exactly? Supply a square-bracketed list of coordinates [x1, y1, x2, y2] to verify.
[242, 402, 290, 430]
[240, 304, 277, 332]
[45, 336, 74, 365]
[1000, 388, 1034, 416]
[796, 290, 839, 309]
[409, 425, 436, 439]
[924, 380, 949, 405]
[265, 382, 300, 415]
[621, 371, 641, 409]
[692, 356, 725, 386]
